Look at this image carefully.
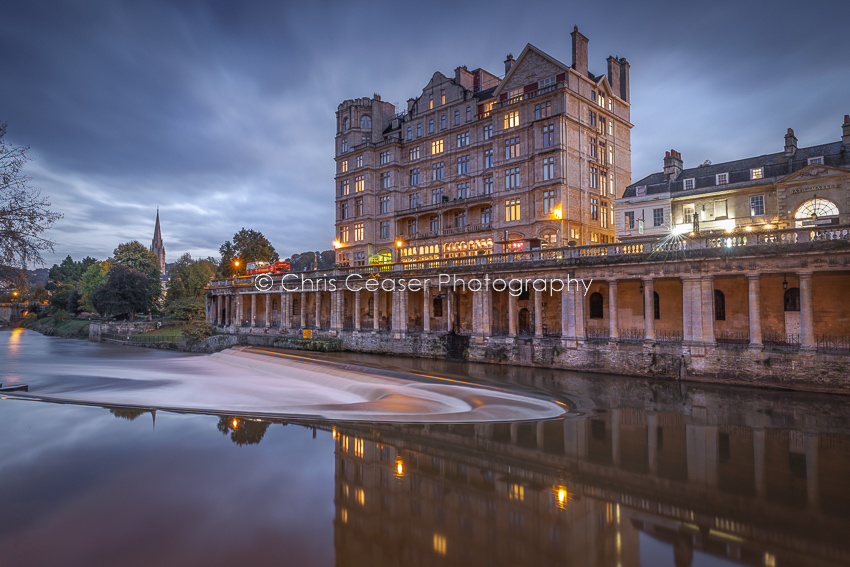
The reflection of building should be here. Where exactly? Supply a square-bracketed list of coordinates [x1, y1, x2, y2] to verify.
[333, 28, 631, 267]
[617, 116, 850, 241]
[330, 370, 850, 566]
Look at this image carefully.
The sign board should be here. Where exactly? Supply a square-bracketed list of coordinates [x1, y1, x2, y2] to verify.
[302, 329, 313, 339]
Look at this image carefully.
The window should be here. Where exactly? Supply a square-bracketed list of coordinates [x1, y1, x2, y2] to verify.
[355, 175, 364, 192]
[380, 195, 390, 214]
[795, 198, 839, 219]
[505, 167, 520, 190]
[600, 201, 609, 228]
[457, 155, 469, 175]
[506, 198, 521, 221]
[599, 142, 607, 165]
[483, 125, 493, 140]
[751, 167, 763, 180]
[406, 126, 412, 140]
[340, 160, 348, 173]
[341, 138, 348, 152]
[339, 225, 349, 243]
[456, 182, 469, 199]
[484, 149, 493, 169]
[714, 290, 726, 321]
[784, 288, 800, 312]
[505, 137, 520, 159]
[431, 187, 444, 204]
[454, 110, 460, 125]
[466, 106, 471, 122]
[440, 115, 446, 130]
[360, 116, 371, 129]
[750, 195, 765, 216]
[355, 198, 363, 216]
[428, 119, 434, 134]
[653, 208, 664, 227]
[483, 176, 493, 195]
[340, 201, 349, 220]
[716, 173, 728, 185]
[683, 204, 694, 223]
[453, 210, 466, 228]
[598, 94, 606, 108]
[624, 211, 635, 229]
[355, 155, 363, 168]
[589, 292, 603, 319]
[653, 292, 660, 320]
[715, 199, 727, 219]
[590, 197, 599, 221]
[535, 102, 551, 120]
[379, 220, 390, 239]
[608, 120, 614, 136]
[590, 166, 598, 189]
[431, 139, 444, 154]
[589, 137, 597, 159]
[429, 94, 434, 110]
[440, 89, 445, 105]
[481, 206, 492, 224]
[409, 168, 420, 185]
[409, 146, 420, 160]
[599, 116, 606, 134]
[542, 156, 554, 181]
[608, 145, 614, 166]
[432, 162, 444, 181]
[542, 190, 555, 215]
[808, 156, 824, 165]
[542, 124, 554, 147]
[456, 132, 469, 147]
[341, 180, 350, 196]
[539, 76, 556, 89]
[342, 117, 349, 131]
[407, 218, 417, 235]
[600, 172, 609, 195]
[416, 123, 421, 137]
[589, 110, 597, 127]
[683, 178, 695, 191]
[430, 215, 439, 231]
[409, 192, 420, 208]
[380, 151, 390, 164]
[570, 227, 579, 240]
[381, 172, 390, 189]
[504, 111, 520, 129]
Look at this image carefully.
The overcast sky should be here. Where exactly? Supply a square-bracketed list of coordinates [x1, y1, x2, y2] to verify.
[2, 0, 847, 267]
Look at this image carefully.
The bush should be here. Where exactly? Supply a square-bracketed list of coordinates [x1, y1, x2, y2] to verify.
[165, 296, 206, 321]
[182, 321, 214, 344]
[54, 309, 71, 322]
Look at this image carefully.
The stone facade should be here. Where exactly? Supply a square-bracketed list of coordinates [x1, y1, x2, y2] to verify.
[334, 28, 630, 268]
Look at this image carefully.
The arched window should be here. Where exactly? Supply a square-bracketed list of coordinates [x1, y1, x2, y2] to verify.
[433, 295, 443, 317]
[653, 291, 660, 320]
[589, 292, 604, 319]
[361, 115, 371, 129]
[714, 290, 725, 321]
[342, 117, 349, 131]
[367, 296, 374, 318]
[795, 198, 838, 219]
[784, 288, 800, 312]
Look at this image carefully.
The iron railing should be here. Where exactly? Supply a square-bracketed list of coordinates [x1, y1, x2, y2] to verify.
[716, 331, 750, 347]
[763, 331, 800, 350]
[816, 335, 850, 353]
[586, 327, 609, 341]
[618, 328, 645, 342]
[656, 329, 683, 343]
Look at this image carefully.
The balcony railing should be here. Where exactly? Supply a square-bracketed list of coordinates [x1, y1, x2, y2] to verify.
[395, 192, 493, 217]
[492, 83, 564, 111]
[619, 328, 645, 342]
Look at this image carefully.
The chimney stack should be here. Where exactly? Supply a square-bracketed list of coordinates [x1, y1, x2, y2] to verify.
[571, 26, 589, 77]
[663, 150, 683, 180]
[843, 115, 850, 146]
[784, 128, 798, 159]
[607, 56, 621, 98]
[504, 54, 515, 75]
[618, 57, 630, 102]
[455, 66, 474, 90]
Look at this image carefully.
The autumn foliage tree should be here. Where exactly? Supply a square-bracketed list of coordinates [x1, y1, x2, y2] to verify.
[218, 228, 278, 278]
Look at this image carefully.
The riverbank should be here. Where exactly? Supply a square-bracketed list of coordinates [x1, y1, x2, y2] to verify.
[17, 314, 90, 339]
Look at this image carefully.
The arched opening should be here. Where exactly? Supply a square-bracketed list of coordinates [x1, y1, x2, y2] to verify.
[795, 198, 839, 221]
[714, 290, 725, 321]
[432, 295, 443, 318]
[368, 296, 375, 318]
[653, 291, 660, 320]
[518, 307, 531, 335]
[589, 292, 604, 319]
[784, 288, 800, 312]
[342, 117, 349, 131]
[360, 115, 371, 129]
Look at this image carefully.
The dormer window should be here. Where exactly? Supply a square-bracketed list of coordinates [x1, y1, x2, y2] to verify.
[808, 156, 824, 165]
[683, 178, 695, 191]
[441, 89, 446, 105]
[716, 173, 728, 185]
[751, 167, 763, 180]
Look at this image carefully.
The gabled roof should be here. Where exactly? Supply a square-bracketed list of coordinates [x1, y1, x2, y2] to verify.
[492, 43, 570, 98]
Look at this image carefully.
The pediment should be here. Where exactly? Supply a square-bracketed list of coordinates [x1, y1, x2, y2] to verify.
[493, 44, 569, 97]
[778, 164, 850, 184]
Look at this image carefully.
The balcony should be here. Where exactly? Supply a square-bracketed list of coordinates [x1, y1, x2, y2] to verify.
[491, 83, 564, 111]
[405, 223, 493, 241]
[395, 193, 493, 217]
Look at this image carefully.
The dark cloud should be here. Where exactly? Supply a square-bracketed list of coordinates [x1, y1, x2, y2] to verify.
[1, 0, 847, 265]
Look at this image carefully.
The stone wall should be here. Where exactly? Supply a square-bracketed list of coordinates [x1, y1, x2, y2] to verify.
[89, 321, 161, 341]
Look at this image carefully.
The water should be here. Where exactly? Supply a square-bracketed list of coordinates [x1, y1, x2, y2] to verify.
[2, 327, 850, 566]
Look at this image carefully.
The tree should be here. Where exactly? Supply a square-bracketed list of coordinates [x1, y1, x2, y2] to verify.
[91, 265, 154, 321]
[218, 228, 278, 277]
[112, 241, 161, 301]
[216, 416, 271, 446]
[47, 255, 97, 288]
[79, 261, 110, 313]
[165, 253, 216, 320]
[0, 122, 63, 286]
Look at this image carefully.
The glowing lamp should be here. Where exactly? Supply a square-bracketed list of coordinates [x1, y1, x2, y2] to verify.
[332, 240, 342, 249]
[395, 240, 403, 248]
[553, 207, 563, 219]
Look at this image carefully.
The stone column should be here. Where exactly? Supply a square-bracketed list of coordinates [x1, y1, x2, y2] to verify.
[534, 287, 543, 337]
[805, 433, 819, 509]
[264, 293, 271, 328]
[394, 290, 408, 333]
[225, 295, 231, 326]
[747, 274, 763, 348]
[608, 280, 619, 341]
[373, 290, 380, 331]
[682, 276, 703, 344]
[701, 276, 716, 345]
[315, 291, 322, 330]
[647, 413, 658, 475]
[508, 292, 518, 336]
[446, 288, 454, 333]
[213, 296, 219, 325]
[300, 292, 307, 328]
[250, 294, 257, 327]
[280, 292, 288, 331]
[330, 290, 343, 331]
[643, 277, 656, 342]
[480, 288, 492, 336]
[354, 291, 362, 331]
[422, 282, 431, 333]
[799, 271, 815, 350]
[564, 418, 587, 458]
[563, 287, 575, 339]
[574, 285, 586, 340]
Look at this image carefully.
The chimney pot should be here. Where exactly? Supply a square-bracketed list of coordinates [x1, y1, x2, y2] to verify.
[504, 54, 515, 74]
[784, 128, 798, 158]
[842, 115, 850, 146]
[663, 149, 683, 180]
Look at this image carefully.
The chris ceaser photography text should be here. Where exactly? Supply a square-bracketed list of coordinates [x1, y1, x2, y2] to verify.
[254, 273, 593, 297]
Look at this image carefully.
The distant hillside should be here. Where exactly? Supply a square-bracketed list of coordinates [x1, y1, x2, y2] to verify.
[27, 268, 49, 287]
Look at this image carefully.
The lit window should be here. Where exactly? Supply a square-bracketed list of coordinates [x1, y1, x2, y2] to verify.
[751, 167, 763, 180]
[354, 175, 364, 192]
[600, 201, 609, 228]
[508, 87, 522, 100]
[340, 180, 350, 196]
[339, 225, 349, 243]
[504, 110, 520, 129]
[795, 198, 839, 219]
[683, 204, 695, 223]
[429, 94, 433, 110]
[433, 534, 447, 556]
[624, 211, 634, 229]
[340, 160, 348, 173]
[440, 89, 445, 105]
[505, 137, 520, 159]
[750, 195, 765, 216]
[431, 139, 444, 154]
[716, 172, 728, 185]
[508, 483, 525, 501]
[354, 223, 364, 241]
[506, 198, 521, 221]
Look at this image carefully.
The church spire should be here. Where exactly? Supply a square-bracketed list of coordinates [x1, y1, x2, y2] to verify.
[150, 208, 166, 276]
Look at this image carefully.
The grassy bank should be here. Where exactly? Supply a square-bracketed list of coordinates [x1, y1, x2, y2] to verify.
[18, 314, 90, 339]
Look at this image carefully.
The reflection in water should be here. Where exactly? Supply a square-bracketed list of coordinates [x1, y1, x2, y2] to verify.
[217, 416, 272, 446]
[7, 327, 23, 355]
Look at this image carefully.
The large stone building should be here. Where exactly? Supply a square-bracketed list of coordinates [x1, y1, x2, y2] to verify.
[616, 116, 850, 241]
[333, 28, 631, 267]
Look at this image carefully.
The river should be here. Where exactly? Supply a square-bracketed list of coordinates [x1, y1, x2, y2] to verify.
[2, 327, 849, 566]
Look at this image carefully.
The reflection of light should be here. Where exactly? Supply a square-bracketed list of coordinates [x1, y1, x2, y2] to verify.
[508, 483, 524, 501]
[765, 224, 773, 229]
[764, 552, 776, 567]
[556, 487, 567, 508]
[396, 459, 404, 476]
[9, 328, 23, 354]
[354, 438, 364, 458]
[433, 534, 447, 555]
[340, 508, 348, 523]
[232, 419, 238, 428]
[355, 488, 365, 506]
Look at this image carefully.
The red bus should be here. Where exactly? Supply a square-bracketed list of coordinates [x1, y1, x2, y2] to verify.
[246, 261, 291, 276]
